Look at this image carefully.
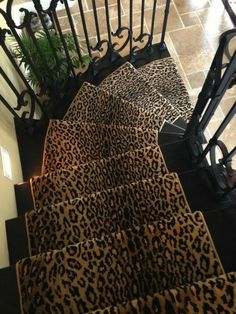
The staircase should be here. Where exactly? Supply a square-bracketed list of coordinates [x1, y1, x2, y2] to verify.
[0, 0, 236, 312]
[1, 55, 236, 313]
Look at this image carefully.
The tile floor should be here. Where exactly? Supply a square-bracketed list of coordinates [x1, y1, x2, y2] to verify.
[13, 0, 236, 167]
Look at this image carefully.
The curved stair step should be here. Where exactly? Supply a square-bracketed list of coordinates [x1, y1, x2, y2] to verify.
[42, 121, 158, 174]
[137, 57, 193, 121]
[99, 62, 181, 122]
[7, 173, 190, 260]
[3, 212, 224, 314]
[32, 145, 166, 210]
[93, 272, 236, 313]
[64, 82, 176, 130]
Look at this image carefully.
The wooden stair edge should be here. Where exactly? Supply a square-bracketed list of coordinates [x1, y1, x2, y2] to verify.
[0, 266, 20, 314]
[5, 216, 29, 265]
[14, 117, 49, 182]
[14, 182, 34, 216]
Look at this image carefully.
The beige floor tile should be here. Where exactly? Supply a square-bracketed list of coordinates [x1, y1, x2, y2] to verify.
[87, 0, 117, 10]
[175, 60, 192, 91]
[197, 4, 234, 38]
[145, 4, 183, 35]
[173, 0, 210, 14]
[110, 12, 141, 33]
[178, 51, 215, 75]
[169, 25, 212, 56]
[208, 119, 236, 152]
[180, 12, 201, 27]
[187, 71, 206, 89]
[121, 0, 167, 14]
[220, 97, 235, 116]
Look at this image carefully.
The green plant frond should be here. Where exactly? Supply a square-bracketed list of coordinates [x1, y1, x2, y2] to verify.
[11, 29, 92, 92]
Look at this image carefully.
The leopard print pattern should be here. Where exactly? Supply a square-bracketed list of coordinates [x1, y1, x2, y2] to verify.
[42, 120, 158, 174]
[32, 145, 167, 209]
[99, 62, 181, 121]
[64, 81, 179, 128]
[139, 57, 193, 121]
[92, 272, 236, 314]
[27, 173, 190, 255]
[17, 212, 223, 314]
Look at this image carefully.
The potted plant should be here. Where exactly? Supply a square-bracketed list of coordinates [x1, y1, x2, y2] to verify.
[11, 29, 91, 95]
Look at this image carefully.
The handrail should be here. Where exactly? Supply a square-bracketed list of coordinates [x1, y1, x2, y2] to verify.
[222, 0, 236, 26]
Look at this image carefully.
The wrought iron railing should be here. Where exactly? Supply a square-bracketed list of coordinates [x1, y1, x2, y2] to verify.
[185, 29, 236, 197]
[0, 0, 171, 121]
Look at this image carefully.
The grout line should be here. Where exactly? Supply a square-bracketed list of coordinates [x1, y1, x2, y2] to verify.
[172, 1, 185, 29]
[84, 0, 89, 12]
[166, 32, 192, 91]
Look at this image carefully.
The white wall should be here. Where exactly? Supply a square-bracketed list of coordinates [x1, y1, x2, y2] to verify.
[0, 1, 23, 268]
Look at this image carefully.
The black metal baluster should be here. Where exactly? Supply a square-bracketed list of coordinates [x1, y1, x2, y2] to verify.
[198, 101, 236, 163]
[149, 0, 157, 46]
[140, 0, 145, 36]
[63, 0, 83, 63]
[0, 28, 43, 110]
[25, 12, 56, 85]
[160, 0, 171, 47]
[77, 0, 92, 58]
[129, 0, 133, 58]
[0, 67, 21, 98]
[91, 0, 101, 46]
[117, 0, 122, 30]
[0, 16, 47, 91]
[198, 51, 236, 134]
[104, 0, 112, 43]
[32, 0, 60, 66]
[52, 10, 76, 77]
[222, 0, 236, 26]
[0, 68, 37, 120]
[0, 95, 20, 118]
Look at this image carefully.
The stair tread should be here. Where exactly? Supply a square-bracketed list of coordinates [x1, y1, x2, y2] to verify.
[64, 82, 177, 130]
[137, 57, 193, 121]
[99, 61, 181, 121]
[8, 173, 189, 258]
[42, 121, 159, 174]
[32, 145, 166, 210]
[95, 272, 236, 313]
[14, 212, 224, 313]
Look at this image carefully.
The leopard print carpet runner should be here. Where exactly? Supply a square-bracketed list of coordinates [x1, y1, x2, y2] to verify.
[13, 58, 231, 312]
[138, 57, 194, 121]
[26, 173, 190, 255]
[42, 121, 158, 174]
[91, 272, 236, 314]
[31, 145, 167, 209]
[99, 62, 181, 120]
[64, 82, 180, 129]
[17, 212, 224, 314]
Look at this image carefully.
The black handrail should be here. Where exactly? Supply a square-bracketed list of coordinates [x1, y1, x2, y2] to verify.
[222, 0, 236, 26]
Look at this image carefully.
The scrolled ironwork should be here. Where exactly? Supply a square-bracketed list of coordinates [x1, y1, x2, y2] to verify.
[0, 0, 171, 124]
[210, 140, 236, 194]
